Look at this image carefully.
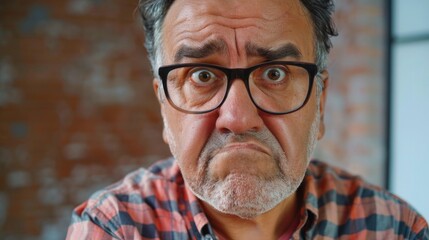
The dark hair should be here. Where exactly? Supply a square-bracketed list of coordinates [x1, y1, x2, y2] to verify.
[138, 0, 337, 72]
[300, 0, 338, 70]
[138, 0, 175, 73]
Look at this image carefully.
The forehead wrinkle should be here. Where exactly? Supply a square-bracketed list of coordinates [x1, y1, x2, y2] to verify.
[170, 19, 265, 63]
[169, 3, 276, 36]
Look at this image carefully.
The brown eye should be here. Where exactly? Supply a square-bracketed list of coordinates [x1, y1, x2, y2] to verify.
[199, 71, 212, 82]
[262, 67, 286, 82]
[190, 69, 216, 84]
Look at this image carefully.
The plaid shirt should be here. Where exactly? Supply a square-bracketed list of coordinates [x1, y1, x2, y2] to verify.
[67, 159, 428, 239]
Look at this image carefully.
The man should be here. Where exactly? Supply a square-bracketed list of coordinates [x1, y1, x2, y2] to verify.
[67, 0, 428, 239]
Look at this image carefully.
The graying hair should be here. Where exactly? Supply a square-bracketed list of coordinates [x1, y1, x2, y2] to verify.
[138, 0, 174, 77]
[138, 0, 337, 93]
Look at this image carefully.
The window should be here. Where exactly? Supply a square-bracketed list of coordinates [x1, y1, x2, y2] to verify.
[390, 0, 429, 220]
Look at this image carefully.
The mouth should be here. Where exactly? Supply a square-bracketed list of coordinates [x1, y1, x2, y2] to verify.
[205, 140, 276, 179]
[215, 141, 271, 156]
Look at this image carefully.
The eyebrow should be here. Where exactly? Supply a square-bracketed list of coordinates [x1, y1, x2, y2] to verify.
[173, 40, 302, 63]
[245, 42, 303, 61]
[174, 39, 228, 63]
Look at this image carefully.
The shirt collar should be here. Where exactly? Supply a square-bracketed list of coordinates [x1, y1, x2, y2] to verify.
[298, 162, 322, 231]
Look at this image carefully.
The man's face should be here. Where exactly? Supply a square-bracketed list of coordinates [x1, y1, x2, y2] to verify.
[154, 0, 327, 218]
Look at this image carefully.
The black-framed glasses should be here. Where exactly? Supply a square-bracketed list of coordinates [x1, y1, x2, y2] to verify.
[158, 61, 318, 115]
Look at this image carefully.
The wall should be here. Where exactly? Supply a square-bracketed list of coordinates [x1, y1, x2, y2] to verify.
[0, 0, 387, 239]
[391, 0, 429, 221]
[315, 0, 387, 186]
[0, 1, 169, 239]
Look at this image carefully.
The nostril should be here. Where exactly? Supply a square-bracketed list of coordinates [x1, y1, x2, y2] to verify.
[219, 127, 232, 134]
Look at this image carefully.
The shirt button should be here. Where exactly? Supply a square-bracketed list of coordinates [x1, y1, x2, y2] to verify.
[203, 234, 214, 240]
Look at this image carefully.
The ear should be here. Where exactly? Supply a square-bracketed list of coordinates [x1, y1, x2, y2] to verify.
[317, 70, 329, 140]
[153, 78, 161, 102]
[153, 79, 170, 144]
[162, 126, 169, 144]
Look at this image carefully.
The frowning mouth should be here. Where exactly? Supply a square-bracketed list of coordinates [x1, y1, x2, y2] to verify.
[214, 141, 271, 156]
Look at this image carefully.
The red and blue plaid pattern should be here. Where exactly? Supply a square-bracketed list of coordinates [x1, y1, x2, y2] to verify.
[67, 159, 428, 239]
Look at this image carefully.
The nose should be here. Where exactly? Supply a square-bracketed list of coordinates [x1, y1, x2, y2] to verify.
[215, 79, 264, 134]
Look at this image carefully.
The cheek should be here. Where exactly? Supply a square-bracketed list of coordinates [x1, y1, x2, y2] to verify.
[163, 107, 217, 169]
[264, 104, 317, 161]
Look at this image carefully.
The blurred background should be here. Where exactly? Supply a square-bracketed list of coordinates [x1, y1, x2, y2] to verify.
[0, 0, 428, 239]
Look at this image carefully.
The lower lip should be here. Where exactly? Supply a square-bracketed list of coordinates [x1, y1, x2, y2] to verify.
[217, 144, 269, 155]
[209, 147, 274, 178]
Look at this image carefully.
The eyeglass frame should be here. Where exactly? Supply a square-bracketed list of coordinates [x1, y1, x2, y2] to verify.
[157, 61, 318, 115]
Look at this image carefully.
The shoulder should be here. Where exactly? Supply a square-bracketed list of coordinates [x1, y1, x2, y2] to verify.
[68, 158, 187, 239]
[88, 158, 181, 207]
[304, 160, 428, 239]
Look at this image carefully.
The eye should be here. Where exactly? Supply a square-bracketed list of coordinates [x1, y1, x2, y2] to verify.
[190, 69, 217, 84]
[262, 67, 287, 82]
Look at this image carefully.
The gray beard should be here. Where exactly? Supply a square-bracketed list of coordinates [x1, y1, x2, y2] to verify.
[185, 109, 320, 219]
[192, 169, 301, 219]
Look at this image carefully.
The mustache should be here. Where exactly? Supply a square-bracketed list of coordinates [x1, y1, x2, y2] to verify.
[199, 128, 282, 161]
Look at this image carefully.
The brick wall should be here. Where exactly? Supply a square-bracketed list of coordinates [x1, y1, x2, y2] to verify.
[0, 0, 386, 239]
[316, 0, 386, 186]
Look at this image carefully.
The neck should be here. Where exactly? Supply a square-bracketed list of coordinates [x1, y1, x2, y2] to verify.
[201, 192, 301, 240]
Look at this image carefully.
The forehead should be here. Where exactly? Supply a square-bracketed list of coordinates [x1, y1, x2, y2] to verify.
[166, 0, 309, 21]
[162, 0, 314, 63]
